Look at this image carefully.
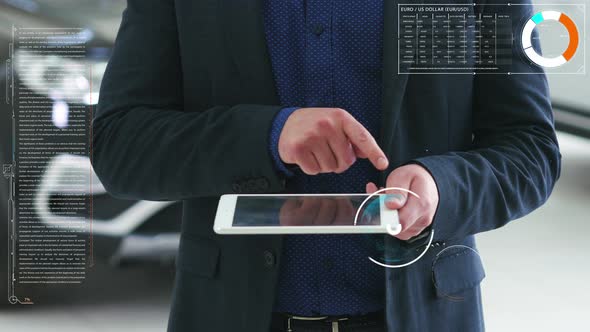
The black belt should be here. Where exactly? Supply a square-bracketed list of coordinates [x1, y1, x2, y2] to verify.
[270, 310, 385, 332]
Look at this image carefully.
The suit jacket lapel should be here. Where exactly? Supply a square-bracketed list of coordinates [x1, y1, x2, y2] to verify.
[222, 0, 279, 103]
[380, 0, 411, 180]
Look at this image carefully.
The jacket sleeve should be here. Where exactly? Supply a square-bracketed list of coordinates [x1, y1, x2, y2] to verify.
[412, 0, 562, 242]
[92, 0, 285, 201]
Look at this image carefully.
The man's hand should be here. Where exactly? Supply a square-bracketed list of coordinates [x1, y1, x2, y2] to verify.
[366, 164, 439, 240]
[278, 108, 389, 175]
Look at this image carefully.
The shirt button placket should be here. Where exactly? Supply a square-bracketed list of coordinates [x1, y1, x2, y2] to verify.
[304, 0, 333, 107]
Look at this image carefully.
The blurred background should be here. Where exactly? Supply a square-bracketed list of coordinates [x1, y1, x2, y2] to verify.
[0, 0, 588, 331]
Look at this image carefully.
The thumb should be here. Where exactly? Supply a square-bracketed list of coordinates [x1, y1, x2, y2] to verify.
[365, 182, 378, 194]
[384, 170, 413, 210]
[384, 193, 407, 210]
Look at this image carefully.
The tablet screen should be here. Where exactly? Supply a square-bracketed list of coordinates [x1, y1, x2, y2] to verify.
[232, 195, 380, 227]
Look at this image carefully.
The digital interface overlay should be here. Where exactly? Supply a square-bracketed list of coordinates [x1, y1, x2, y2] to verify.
[397, 3, 586, 74]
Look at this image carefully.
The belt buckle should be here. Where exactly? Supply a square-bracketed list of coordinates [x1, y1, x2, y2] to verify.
[286, 315, 327, 332]
[285, 315, 348, 332]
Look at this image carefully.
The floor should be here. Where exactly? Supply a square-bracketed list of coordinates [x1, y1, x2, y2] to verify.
[1, 132, 589, 331]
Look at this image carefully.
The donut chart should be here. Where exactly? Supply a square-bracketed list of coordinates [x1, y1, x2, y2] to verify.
[521, 11, 579, 68]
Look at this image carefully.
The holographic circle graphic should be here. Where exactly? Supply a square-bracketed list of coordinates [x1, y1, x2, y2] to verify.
[521, 11, 579, 68]
[354, 187, 434, 269]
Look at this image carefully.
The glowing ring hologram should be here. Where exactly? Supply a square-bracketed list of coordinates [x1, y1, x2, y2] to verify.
[353, 187, 419, 229]
[368, 230, 435, 269]
[353, 187, 434, 269]
[521, 11, 579, 68]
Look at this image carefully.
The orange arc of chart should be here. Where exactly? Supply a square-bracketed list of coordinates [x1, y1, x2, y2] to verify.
[559, 13, 579, 61]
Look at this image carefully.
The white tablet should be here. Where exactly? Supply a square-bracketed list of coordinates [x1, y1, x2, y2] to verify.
[213, 194, 401, 235]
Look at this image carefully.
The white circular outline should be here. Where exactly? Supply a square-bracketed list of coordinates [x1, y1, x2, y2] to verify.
[353, 187, 419, 228]
[353, 187, 435, 269]
[368, 230, 435, 269]
[521, 11, 579, 68]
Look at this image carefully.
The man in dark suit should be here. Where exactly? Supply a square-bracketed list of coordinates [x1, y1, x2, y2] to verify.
[92, 0, 560, 331]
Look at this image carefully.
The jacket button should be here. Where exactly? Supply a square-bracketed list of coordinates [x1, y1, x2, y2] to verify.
[243, 179, 254, 192]
[263, 250, 276, 267]
[256, 177, 270, 191]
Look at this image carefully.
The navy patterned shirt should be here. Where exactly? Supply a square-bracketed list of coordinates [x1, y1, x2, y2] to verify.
[264, 0, 386, 316]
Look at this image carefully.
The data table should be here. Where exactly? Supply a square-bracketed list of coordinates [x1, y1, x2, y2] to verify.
[398, 4, 513, 72]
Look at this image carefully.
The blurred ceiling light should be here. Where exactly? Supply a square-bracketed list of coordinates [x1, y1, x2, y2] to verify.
[75, 76, 90, 90]
[83, 92, 99, 106]
[52, 100, 69, 129]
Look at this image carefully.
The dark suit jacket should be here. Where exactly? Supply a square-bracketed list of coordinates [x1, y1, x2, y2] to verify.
[92, 0, 561, 331]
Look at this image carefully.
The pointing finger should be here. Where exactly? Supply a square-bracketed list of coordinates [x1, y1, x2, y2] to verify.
[342, 117, 388, 170]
